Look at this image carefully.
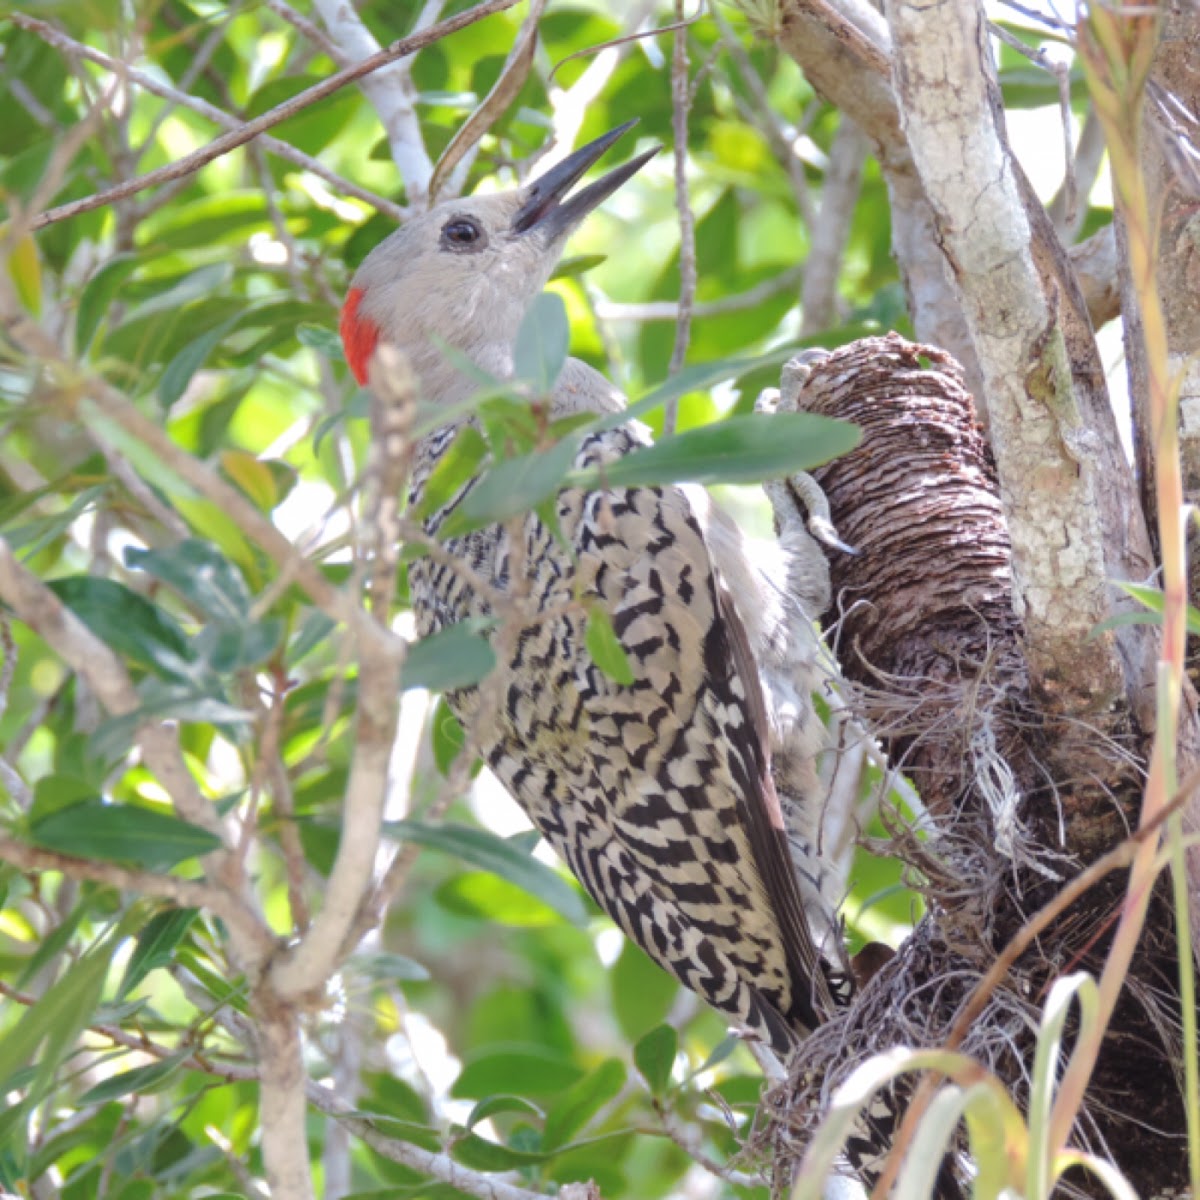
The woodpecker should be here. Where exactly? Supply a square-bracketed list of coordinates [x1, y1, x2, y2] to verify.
[340, 121, 851, 1056]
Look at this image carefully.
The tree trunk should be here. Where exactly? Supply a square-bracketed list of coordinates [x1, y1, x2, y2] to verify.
[772, 336, 1192, 1197]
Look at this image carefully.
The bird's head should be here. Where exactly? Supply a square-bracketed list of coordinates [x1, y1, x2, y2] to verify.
[341, 120, 658, 390]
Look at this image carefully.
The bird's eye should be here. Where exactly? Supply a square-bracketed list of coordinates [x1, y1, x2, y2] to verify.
[440, 217, 486, 252]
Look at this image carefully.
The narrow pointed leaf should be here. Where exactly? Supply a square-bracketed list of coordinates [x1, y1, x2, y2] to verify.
[571, 413, 859, 490]
[402, 623, 496, 692]
[634, 1024, 677, 1096]
[386, 819, 588, 926]
[29, 802, 223, 869]
[457, 436, 580, 527]
[118, 907, 199, 999]
[514, 292, 569, 393]
[585, 607, 635, 685]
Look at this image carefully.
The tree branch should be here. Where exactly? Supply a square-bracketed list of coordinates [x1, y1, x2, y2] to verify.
[267, 348, 413, 1001]
[0, 837, 264, 948]
[312, 0, 435, 205]
[10, 13, 405, 222]
[775, 0, 984, 397]
[665, 0, 696, 427]
[0, 538, 225, 842]
[16, 0, 519, 231]
[799, 114, 868, 336]
[882, 0, 1140, 718]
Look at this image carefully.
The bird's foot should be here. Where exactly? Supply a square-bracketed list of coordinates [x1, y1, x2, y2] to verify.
[756, 351, 856, 556]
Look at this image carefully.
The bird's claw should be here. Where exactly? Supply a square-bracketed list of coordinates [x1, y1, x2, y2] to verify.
[781, 349, 832, 412]
[757, 353, 855, 556]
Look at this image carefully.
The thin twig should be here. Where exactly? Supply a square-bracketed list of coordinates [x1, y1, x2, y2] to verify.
[312, 0, 434, 204]
[650, 1106, 764, 1189]
[594, 264, 805, 322]
[0, 294, 369, 639]
[10, 14, 406, 222]
[0, 837, 263, 943]
[664, 0, 696, 435]
[0, 537, 228, 844]
[1050, 110, 1107, 241]
[264, 0, 346, 63]
[800, 116, 868, 336]
[867, 774, 1200, 1197]
[267, 348, 414, 1001]
[15, 0, 518, 230]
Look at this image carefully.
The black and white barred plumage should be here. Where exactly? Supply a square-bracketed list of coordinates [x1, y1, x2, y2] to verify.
[409, 415, 848, 1054]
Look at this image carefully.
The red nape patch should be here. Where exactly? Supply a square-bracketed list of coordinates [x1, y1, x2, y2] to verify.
[340, 286, 380, 385]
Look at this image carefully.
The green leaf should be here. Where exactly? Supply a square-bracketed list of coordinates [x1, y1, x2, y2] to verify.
[454, 435, 579, 529]
[634, 1024, 677, 1096]
[289, 612, 336, 664]
[118, 907, 199, 999]
[47, 577, 194, 681]
[430, 697, 469, 777]
[513, 291, 569, 393]
[78, 1053, 188, 1105]
[572, 412, 860, 490]
[451, 1046, 583, 1099]
[30, 773, 99, 821]
[612, 941, 678, 1042]
[29, 802, 223, 870]
[543, 1058, 627, 1149]
[297, 323, 345, 360]
[354, 952, 431, 982]
[138, 192, 271, 252]
[4, 484, 108, 557]
[91, 687, 252, 762]
[465, 1094, 544, 1131]
[158, 313, 241, 410]
[596, 348, 798, 433]
[314, 387, 369, 451]
[585, 607, 635, 685]
[75, 254, 139, 356]
[402, 622, 496, 692]
[476, 393, 542, 449]
[16, 902, 85, 988]
[436, 872, 562, 927]
[386, 819, 588, 926]
[450, 1130, 549, 1171]
[688, 1034, 739, 1079]
[124, 263, 233, 322]
[194, 618, 284, 672]
[83, 403, 202, 501]
[0, 931, 118, 1098]
[414, 425, 489, 520]
[124, 539, 251, 623]
[220, 448, 280, 511]
[550, 254, 607, 281]
[1112, 579, 1200, 637]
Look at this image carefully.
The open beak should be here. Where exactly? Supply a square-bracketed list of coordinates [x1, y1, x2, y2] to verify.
[512, 119, 660, 240]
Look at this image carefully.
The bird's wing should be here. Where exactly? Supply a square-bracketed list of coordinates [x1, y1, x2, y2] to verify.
[429, 410, 840, 1049]
[713, 576, 838, 1029]
[560, 426, 836, 1035]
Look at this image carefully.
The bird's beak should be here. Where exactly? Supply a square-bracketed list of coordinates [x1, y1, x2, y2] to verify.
[512, 118, 660, 240]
